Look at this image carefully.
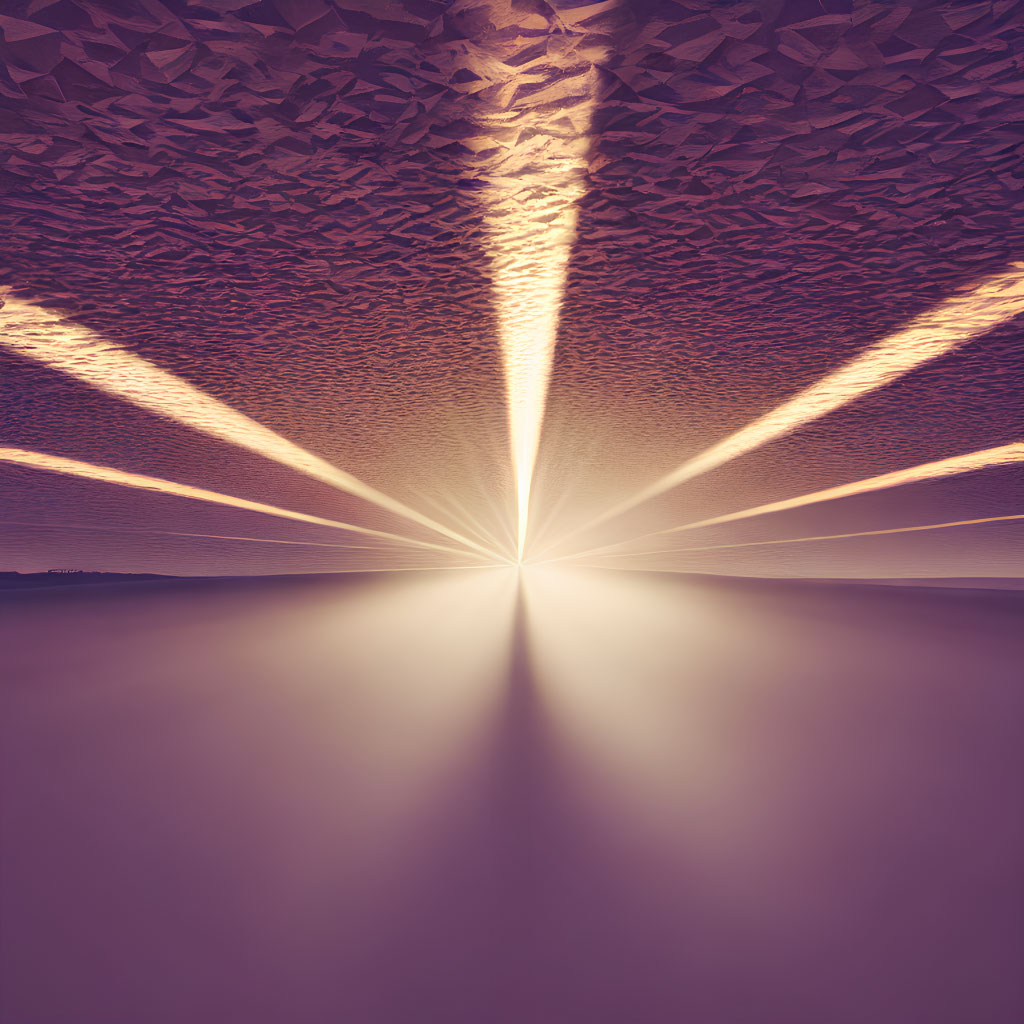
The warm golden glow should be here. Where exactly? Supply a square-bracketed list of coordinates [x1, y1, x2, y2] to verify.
[519, 563, 748, 854]
[0, 516, 512, 561]
[582, 264, 1024, 532]
[0, 446, 492, 561]
[663, 442, 1024, 535]
[475, 68, 601, 559]
[564, 441, 1024, 562]
[582, 512, 1024, 562]
[0, 299, 499, 561]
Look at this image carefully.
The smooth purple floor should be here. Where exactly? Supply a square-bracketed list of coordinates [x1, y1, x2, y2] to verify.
[2, 572, 1022, 1024]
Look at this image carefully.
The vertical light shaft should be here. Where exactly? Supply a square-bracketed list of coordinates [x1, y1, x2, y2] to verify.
[488, 162, 588, 558]
[477, 66, 600, 560]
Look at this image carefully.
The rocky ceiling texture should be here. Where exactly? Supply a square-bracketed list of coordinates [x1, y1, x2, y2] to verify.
[1, 0, 1023, 576]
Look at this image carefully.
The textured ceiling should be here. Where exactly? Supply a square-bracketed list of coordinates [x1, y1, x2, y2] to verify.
[1, 0, 1023, 576]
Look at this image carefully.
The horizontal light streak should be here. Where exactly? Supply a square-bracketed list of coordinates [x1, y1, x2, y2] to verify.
[557, 441, 1024, 563]
[0, 517, 388, 550]
[0, 447, 496, 562]
[1, 516, 501, 571]
[587, 264, 1024, 530]
[578, 513, 1024, 561]
[663, 442, 1024, 535]
[0, 299, 497, 560]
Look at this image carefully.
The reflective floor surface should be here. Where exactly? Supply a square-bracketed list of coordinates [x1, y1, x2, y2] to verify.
[2, 571, 1022, 1024]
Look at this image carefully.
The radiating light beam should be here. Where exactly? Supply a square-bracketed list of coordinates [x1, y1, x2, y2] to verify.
[575, 513, 1024, 562]
[558, 441, 1024, 562]
[0, 517, 458, 553]
[661, 442, 1024, 536]
[0, 298, 499, 560]
[0, 447, 496, 562]
[0, 517, 384, 550]
[475, 62, 603, 559]
[569, 264, 1024, 540]
[409, 488, 509, 557]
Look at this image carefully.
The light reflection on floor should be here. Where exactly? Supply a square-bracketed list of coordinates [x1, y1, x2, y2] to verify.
[2, 571, 1022, 1023]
